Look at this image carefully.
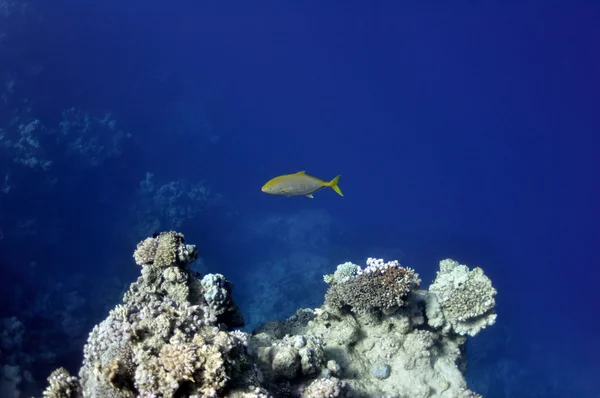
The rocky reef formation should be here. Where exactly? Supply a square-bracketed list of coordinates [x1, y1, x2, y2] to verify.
[41, 232, 497, 398]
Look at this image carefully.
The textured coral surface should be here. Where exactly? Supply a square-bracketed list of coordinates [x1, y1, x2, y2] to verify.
[41, 233, 495, 398]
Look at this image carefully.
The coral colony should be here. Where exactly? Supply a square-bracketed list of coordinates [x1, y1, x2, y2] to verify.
[42, 232, 496, 397]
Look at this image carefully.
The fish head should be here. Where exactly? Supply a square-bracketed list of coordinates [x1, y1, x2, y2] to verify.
[262, 176, 289, 195]
[261, 182, 274, 194]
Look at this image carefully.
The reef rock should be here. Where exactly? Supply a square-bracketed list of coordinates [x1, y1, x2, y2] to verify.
[42, 232, 495, 398]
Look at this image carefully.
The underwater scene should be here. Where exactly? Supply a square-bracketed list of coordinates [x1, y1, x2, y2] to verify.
[1, 1, 599, 397]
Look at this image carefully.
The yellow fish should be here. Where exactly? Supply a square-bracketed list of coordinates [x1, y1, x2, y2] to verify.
[262, 171, 343, 198]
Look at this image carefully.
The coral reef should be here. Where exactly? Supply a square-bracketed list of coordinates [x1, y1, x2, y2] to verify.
[69, 231, 251, 398]
[0, 105, 131, 247]
[58, 108, 130, 167]
[324, 258, 421, 314]
[128, 172, 223, 240]
[42, 367, 81, 398]
[253, 257, 488, 397]
[0, 109, 130, 175]
[426, 259, 497, 336]
[42, 233, 496, 397]
[322, 261, 359, 285]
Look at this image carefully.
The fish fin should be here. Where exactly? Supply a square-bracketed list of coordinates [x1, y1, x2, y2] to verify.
[327, 175, 343, 197]
[306, 193, 314, 198]
[295, 171, 306, 174]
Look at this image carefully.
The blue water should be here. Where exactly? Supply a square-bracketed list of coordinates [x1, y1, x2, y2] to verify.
[1, 1, 599, 397]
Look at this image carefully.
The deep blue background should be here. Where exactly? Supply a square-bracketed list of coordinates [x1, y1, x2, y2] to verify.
[2, 1, 599, 396]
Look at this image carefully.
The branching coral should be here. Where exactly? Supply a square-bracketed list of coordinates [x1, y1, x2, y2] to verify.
[132, 236, 158, 266]
[325, 258, 420, 314]
[158, 340, 198, 383]
[42, 367, 81, 398]
[323, 261, 359, 285]
[62, 232, 246, 397]
[132, 231, 198, 268]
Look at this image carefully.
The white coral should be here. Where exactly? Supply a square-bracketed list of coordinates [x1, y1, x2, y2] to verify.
[427, 259, 497, 336]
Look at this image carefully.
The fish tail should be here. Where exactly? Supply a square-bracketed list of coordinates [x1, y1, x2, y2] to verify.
[327, 175, 344, 197]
